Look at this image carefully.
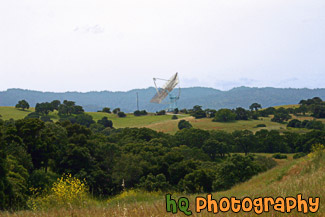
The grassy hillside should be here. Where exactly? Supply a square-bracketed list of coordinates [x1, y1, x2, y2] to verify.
[2, 152, 323, 217]
[272, 104, 299, 109]
[0, 106, 190, 129]
[0, 106, 35, 120]
[89, 112, 188, 128]
[0, 106, 313, 134]
[148, 116, 290, 134]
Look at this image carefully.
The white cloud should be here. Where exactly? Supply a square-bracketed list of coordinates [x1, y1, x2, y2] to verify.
[74, 25, 104, 34]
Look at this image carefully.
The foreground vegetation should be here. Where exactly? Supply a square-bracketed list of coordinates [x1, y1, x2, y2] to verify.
[1, 97, 325, 216]
[1, 149, 323, 216]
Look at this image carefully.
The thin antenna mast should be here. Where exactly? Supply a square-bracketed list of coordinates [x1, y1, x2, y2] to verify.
[136, 92, 139, 110]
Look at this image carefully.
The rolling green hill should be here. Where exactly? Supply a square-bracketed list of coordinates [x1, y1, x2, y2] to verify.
[0, 106, 315, 134]
[0, 106, 35, 120]
[0, 106, 190, 130]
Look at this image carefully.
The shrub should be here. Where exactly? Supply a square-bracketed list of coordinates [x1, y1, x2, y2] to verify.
[271, 108, 291, 123]
[89, 123, 105, 133]
[288, 119, 324, 130]
[40, 116, 53, 123]
[28, 170, 59, 193]
[178, 120, 192, 130]
[134, 110, 141, 116]
[254, 155, 277, 171]
[255, 124, 266, 128]
[213, 109, 236, 122]
[213, 154, 262, 191]
[305, 120, 324, 130]
[117, 111, 126, 118]
[27, 174, 89, 210]
[15, 100, 30, 110]
[287, 119, 302, 128]
[190, 105, 206, 119]
[259, 107, 276, 117]
[293, 152, 307, 159]
[251, 113, 259, 120]
[102, 107, 111, 113]
[97, 117, 113, 128]
[25, 112, 40, 119]
[113, 108, 120, 114]
[272, 153, 287, 159]
[179, 169, 214, 193]
[171, 115, 178, 120]
[308, 143, 325, 159]
[134, 110, 148, 116]
[137, 173, 170, 192]
[205, 109, 217, 118]
[75, 114, 95, 127]
[156, 110, 166, 115]
[301, 120, 309, 128]
[307, 144, 325, 170]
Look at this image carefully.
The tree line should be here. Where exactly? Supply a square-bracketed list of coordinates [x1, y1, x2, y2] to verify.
[1, 97, 325, 210]
[185, 97, 325, 124]
[1, 116, 324, 210]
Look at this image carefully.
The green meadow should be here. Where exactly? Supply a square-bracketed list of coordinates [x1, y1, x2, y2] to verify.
[0, 106, 35, 120]
[0, 106, 188, 129]
[0, 106, 314, 134]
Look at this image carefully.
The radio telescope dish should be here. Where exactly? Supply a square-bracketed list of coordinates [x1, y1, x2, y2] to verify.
[150, 72, 180, 111]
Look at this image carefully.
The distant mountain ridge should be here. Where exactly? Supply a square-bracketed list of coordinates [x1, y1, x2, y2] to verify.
[1, 87, 325, 112]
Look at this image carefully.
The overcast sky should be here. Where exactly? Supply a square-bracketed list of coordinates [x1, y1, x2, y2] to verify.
[0, 0, 324, 92]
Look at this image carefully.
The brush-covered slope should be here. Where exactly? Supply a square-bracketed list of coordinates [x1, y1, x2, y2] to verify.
[3, 152, 324, 217]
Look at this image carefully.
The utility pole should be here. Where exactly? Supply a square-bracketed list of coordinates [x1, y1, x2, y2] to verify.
[136, 92, 139, 111]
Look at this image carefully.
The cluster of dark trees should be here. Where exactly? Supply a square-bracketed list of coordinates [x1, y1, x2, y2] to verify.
[134, 110, 148, 116]
[21, 100, 113, 131]
[101, 107, 111, 113]
[19, 98, 128, 125]
[187, 104, 263, 122]
[187, 97, 325, 124]
[156, 110, 166, 115]
[269, 97, 325, 123]
[25, 100, 84, 121]
[1, 110, 324, 210]
[1, 97, 324, 210]
[98, 107, 127, 118]
[35, 100, 60, 115]
[187, 104, 266, 122]
[178, 120, 192, 130]
[111, 108, 126, 118]
[15, 100, 30, 111]
[287, 119, 324, 130]
[299, 97, 325, 118]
